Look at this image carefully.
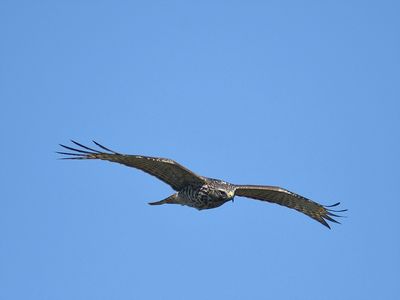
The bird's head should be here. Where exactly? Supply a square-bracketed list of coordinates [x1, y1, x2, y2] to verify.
[215, 189, 235, 201]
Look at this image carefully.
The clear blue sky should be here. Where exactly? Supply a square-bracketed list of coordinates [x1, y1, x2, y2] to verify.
[1, 1, 399, 299]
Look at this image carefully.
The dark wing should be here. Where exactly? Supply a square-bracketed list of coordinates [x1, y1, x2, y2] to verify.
[57, 140, 205, 191]
[234, 185, 346, 228]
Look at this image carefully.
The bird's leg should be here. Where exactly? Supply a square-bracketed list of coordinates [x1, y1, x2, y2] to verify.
[148, 193, 179, 206]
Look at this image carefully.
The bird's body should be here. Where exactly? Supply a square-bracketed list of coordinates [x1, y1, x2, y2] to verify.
[58, 140, 346, 229]
[156, 178, 236, 210]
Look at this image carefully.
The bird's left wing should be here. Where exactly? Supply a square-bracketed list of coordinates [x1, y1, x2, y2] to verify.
[234, 185, 346, 228]
[58, 140, 205, 191]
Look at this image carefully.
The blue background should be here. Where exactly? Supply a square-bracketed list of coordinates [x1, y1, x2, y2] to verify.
[1, 1, 399, 299]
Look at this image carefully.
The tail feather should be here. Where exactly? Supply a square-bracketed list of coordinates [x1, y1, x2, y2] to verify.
[148, 194, 178, 206]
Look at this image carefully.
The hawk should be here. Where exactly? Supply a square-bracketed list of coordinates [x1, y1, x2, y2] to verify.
[58, 140, 346, 229]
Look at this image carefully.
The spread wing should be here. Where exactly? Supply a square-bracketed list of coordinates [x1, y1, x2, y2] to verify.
[57, 140, 205, 191]
[234, 185, 346, 228]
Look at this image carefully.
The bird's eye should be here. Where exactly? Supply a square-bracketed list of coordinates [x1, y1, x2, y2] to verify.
[218, 190, 227, 197]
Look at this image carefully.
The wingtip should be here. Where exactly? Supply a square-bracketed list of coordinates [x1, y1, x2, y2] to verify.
[92, 140, 120, 154]
[327, 208, 348, 213]
[324, 214, 341, 225]
[321, 219, 331, 229]
[327, 211, 346, 218]
[325, 202, 341, 208]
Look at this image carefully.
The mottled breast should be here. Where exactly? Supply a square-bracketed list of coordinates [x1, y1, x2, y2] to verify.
[178, 184, 229, 210]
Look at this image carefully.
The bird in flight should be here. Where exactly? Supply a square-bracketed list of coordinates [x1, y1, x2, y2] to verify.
[58, 140, 346, 229]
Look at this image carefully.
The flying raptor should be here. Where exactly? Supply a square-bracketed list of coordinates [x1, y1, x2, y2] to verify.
[58, 140, 346, 229]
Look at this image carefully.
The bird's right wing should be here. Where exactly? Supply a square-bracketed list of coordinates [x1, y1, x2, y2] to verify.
[58, 140, 205, 191]
[234, 185, 346, 228]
